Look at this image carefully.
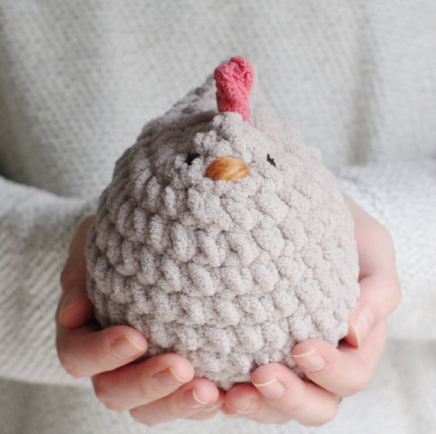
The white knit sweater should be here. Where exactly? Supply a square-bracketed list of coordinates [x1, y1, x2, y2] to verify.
[0, 1, 435, 433]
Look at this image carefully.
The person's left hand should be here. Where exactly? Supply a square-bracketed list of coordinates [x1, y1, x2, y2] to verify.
[221, 194, 401, 425]
[56, 216, 224, 426]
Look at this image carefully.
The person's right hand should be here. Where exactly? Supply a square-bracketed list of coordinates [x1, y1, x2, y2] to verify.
[56, 216, 224, 426]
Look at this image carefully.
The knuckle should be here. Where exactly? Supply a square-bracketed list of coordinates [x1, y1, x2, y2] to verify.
[307, 400, 339, 426]
[357, 374, 372, 392]
[321, 405, 339, 425]
[286, 392, 306, 415]
[390, 281, 402, 310]
[93, 378, 124, 412]
[371, 221, 391, 242]
[365, 222, 393, 251]
[376, 275, 401, 315]
[57, 338, 79, 377]
[151, 385, 192, 419]
[164, 398, 183, 419]
[103, 401, 125, 413]
[129, 409, 156, 427]
[299, 405, 338, 427]
[382, 273, 400, 296]
[346, 377, 371, 396]
[58, 353, 84, 378]
[379, 224, 391, 240]
[135, 373, 154, 400]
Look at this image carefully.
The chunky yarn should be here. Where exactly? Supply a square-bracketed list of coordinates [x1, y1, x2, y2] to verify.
[86, 57, 359, 390]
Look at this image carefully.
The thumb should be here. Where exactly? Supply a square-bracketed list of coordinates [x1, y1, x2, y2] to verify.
[60, 215, 96, 294]
[57, 215, 96, 328]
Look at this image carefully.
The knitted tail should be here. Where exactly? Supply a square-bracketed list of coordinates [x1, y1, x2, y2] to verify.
[214, 56, 254, 123]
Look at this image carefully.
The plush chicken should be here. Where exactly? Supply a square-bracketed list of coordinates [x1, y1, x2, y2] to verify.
[86, 56, 359, 390]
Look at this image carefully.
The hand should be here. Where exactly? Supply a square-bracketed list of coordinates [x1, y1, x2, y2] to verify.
[222, 194, 401, 425]
[56, 216, 224, 426]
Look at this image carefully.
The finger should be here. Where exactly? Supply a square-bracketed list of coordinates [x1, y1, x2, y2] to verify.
[57, 216, 96, 329]
[129, 377, 220, 426]
[347, 271, 400, 347]
[92, 353, 194, 412]
[343, 193, 398, 284]
[343, 194, 400, 346]
[56, 286, 95, 328]
[60, 215, 96, 293]
[292, 320, 388, 397]
[224, 370, 339, 426]
[56, 323, 147, 378]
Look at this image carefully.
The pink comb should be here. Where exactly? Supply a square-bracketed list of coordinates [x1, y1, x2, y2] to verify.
[214, 56, 254, 123]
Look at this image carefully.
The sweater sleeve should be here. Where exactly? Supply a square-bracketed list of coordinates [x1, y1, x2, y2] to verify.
[335, 159, 436, 341]
[0, 176, 95, 387]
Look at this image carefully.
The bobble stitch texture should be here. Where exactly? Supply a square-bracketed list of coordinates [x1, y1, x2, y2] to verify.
[86, 57, 359, 390]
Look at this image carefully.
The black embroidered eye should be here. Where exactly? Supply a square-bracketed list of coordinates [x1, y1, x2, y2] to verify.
[267, 154, 276, 167]
[186, 153, 200, 166]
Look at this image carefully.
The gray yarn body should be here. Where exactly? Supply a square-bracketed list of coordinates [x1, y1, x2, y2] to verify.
[86, 76, 359, 390]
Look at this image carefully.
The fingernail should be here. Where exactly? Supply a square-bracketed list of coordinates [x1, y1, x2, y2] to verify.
[227, 399, 254, 414]
[58, 287, 83, 324]
[351, 306, 374, 348]
[153, 367, 190, 389]
[293, 349, 326, 372]
[111, 336, 147, 360]
[253, 377, 285, 399]
[183, 389, 209, 408]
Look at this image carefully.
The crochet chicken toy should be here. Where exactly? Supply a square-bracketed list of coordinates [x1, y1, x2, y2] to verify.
[86, 56, 359, 390]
